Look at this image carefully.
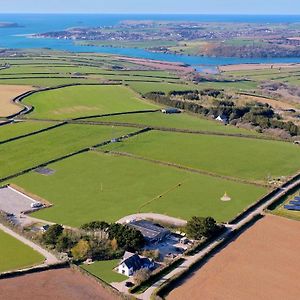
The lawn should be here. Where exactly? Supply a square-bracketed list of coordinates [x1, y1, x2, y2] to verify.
[0, 229, 44, 273]
[103, 131, 300, 182]
[0, 121, 56, 143]
[11, 151, 266, 226]
[23, 85, 159, 120]
[81, 259, 127, 283]
[0, 124, 133, 179]
[95, 111, 257, 135]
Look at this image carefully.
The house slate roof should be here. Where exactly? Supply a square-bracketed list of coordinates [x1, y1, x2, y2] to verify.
[120, 251, 153, 271]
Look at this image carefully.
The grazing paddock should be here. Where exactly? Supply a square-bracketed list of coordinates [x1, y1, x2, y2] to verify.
[0, 268, 119, 300]
[0, 85, 33, 117]
[96, 111, 257, 135]
[128, 82, 199, 95]
[0, 124, 133, 179]
[11, 151, 266, 226]
[23, 85, 159, 120]
[168, 215, 300, 300]
[0, 229, 44, 273]
[0, 121, 56, 143]
[104, 131, 300, 182]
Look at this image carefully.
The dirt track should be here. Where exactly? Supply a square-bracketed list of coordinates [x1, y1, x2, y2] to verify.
[0, 268, 119, 300]
[168, 215, 300, 300]
[0, 85, 33, 117]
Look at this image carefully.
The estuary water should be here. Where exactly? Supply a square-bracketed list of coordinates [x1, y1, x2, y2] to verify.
[1, 14, 300, 68]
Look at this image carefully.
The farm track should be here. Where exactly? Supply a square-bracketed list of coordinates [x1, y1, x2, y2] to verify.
[94, 149, 268, 187]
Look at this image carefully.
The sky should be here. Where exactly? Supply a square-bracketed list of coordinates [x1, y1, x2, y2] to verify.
[0, 0, 299, 15]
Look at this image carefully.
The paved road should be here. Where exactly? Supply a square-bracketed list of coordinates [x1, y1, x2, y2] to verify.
[138, 178, 300, 300]
[0, 223, 60, 266]
[117, 213, 187, 227]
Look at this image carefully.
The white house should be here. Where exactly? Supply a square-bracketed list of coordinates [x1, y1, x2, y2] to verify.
[215, 114, 228, 124]
[117, 252, 155, 277]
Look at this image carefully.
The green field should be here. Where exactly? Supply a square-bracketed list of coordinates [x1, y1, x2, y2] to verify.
[0, 121, 56, 143]
[95, 111, 257, 135]
[23, 85, 159, 120]
[127, 82, 199, 95]
[103, 131, 300, 182]
[81, 259, 127, 283]
[0, 124, 133, 179]
[0, 229, 44, 273]
[11, 151, 266, 226]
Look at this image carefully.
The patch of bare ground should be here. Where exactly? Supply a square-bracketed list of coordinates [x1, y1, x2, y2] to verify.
[220, 63, 300, 72]
[168, 215, 300, 300]
[238, 94, 296, 110]
[0, 85, 33, 117]
[116, 56, 195, 73]
[0, 268, 120, 300]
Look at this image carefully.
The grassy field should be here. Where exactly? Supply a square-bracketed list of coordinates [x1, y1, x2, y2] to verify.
[127, 82, 199, 95]
[103, 131, 300, 182]
[81, 260, 127, 283]
[0, 121, 56, 142]
[23, 85, 159, 120]
[0, 124, 133, 179]
[0, 229, 44, 273]
[95, 111, 257, 135]
[11, 151, 266, 226]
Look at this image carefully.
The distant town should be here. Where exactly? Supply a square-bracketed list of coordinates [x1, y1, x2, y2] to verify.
[34, 20, 300, 58]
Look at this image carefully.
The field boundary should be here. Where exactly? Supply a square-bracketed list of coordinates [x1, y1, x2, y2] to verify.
[97, 149, 268, 187]
[0, 121, 66, 145]
[0, 127, 151, 184]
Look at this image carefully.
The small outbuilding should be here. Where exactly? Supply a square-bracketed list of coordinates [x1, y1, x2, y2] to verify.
[215, 114, 229, 125]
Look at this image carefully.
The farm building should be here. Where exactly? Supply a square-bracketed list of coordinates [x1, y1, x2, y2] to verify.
[161, 108, 181, 114]
[215, 114, 228, 124]
[128, 220, 170, 244]
[117, 251, 155, 276]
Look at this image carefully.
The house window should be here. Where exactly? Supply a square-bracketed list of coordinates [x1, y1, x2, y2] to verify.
[122, 270, 125, 274]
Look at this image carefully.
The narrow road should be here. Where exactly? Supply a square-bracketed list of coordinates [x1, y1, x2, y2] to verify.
[138, 177, 300, 300]
[0, 223, 60, 265]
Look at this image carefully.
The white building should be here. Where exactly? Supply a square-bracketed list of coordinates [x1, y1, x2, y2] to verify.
[117, 252, 155, 277]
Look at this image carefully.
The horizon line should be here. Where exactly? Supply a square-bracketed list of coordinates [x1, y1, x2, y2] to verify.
[1, 12, 300, 16]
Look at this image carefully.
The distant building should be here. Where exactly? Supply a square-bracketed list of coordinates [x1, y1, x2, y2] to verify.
[117, 251, 155, 276]
[128, 220, 170, 244]
[215, 114, 228, 124]
[161, 108, 181, 114]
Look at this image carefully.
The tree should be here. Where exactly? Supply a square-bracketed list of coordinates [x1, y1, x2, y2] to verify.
[107, 223, 144, 252]
[42, 224, 63, 245]
[80, 221, 109, 231]
[111, 238, 118, 251]
[186, 216, 220, 240]
[133, 268, 151, 285]
[56, 234, 75, 252]
[71, 240, 91, 261]
[186, 216, 204, 240]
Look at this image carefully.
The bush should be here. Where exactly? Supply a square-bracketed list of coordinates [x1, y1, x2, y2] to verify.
[42, 224, 63, 245]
